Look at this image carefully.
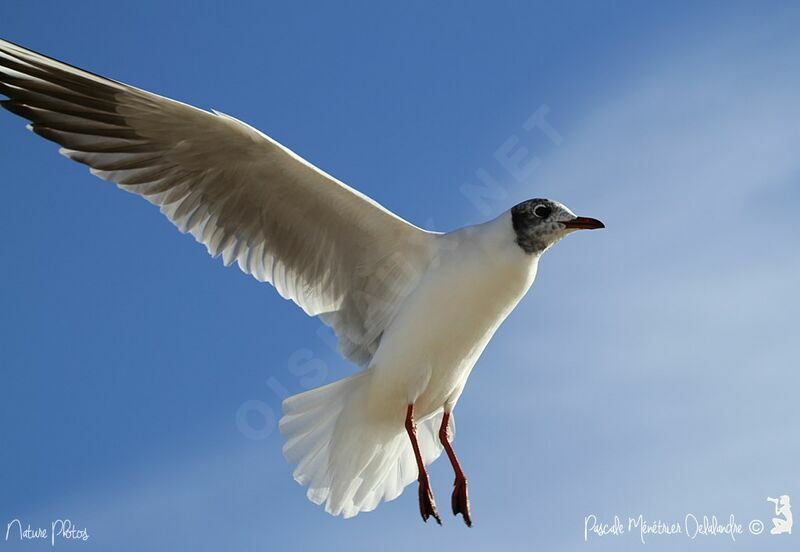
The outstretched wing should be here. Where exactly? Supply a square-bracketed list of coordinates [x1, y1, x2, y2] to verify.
[0, 39, 437, 366]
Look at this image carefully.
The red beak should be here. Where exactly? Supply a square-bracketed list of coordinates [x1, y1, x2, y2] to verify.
[562, 216, 605, 230]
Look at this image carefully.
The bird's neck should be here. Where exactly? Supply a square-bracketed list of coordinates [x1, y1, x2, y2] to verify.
[477, 211, 542, 259]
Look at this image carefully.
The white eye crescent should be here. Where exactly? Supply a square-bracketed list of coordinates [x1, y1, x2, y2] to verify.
[533, 204, 551, 218]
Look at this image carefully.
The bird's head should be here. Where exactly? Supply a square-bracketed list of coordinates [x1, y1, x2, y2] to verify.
[510, 198, 604, 255]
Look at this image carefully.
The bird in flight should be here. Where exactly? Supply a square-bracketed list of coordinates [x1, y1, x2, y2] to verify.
[0, 38, 604, 526]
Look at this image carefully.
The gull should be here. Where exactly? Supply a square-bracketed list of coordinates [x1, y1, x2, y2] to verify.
[0, 38, 604, 526]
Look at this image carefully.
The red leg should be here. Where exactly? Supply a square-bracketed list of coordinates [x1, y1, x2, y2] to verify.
[405, 404, 441, 525]
[439, 411, 472, 527]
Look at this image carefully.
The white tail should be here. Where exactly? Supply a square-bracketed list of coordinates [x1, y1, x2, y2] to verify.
[280, 370, 452, 518]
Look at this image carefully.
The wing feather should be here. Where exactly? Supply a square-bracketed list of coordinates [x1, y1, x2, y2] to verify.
[0, 38, 437, 366]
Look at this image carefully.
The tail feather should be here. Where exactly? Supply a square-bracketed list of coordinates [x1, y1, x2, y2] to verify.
[279, 371, 454, 518]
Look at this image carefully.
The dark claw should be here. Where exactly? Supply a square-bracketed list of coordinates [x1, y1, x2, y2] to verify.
[452, 477, 472, 527]
[418, 477, 442, 525]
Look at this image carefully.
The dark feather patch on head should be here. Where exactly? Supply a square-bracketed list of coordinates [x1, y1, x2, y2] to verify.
[511, 198, 556, 255]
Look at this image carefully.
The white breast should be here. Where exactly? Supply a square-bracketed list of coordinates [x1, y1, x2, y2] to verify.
[367, 212, 539, 420]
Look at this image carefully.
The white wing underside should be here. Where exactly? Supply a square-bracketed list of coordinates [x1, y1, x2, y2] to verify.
[0, 39, 438, 366]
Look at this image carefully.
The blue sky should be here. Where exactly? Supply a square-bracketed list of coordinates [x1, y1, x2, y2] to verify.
[1, 1, 799, 550]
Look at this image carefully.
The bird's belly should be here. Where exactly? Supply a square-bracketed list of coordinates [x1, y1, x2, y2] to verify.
[366, 245, 536, 421]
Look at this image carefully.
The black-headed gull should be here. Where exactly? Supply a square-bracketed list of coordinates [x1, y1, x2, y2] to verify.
[0, 39, 604, 526]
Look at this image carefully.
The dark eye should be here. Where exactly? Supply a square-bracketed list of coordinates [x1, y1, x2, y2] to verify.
[533, 204, 551, 218]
